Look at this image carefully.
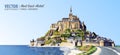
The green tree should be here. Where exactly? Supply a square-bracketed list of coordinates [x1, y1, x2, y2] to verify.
[65, 28, 71, 34]
[76, 29, 85, 40]
[61, 33, 70, 40]
[53, 30, 60, 35]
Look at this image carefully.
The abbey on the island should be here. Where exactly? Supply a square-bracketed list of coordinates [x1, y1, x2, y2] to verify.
[30, 7, 115, 47]
[50, 7, 86, 34]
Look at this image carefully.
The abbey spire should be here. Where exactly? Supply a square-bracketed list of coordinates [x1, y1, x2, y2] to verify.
[69, 7, 73, 20]
[70, 7, 72, 13]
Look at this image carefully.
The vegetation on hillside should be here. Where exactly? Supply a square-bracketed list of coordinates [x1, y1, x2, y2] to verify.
[37, 28, 87, 45]
[76, 46, 97, 55]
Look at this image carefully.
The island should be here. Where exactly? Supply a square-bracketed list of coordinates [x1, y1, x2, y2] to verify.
[30, 7, 115, 55]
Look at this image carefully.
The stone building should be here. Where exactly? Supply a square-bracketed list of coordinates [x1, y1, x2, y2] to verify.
[50, 7, 86, 33]
[83, 32, 115, 47]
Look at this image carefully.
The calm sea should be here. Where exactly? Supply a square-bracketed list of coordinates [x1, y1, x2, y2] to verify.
[0, 45, 70, 55]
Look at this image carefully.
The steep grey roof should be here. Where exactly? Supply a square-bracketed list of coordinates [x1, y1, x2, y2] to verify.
[62, 18, 69, 21]
[70, 19, 80, 22]
[51, 23, 56, 25]
[57, 21, 62, 23]
[58, 21, 62, 22]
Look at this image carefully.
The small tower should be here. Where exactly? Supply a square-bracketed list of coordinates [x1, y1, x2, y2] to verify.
[30, 39, 35, 46]
[82, 21, 86, 31]
[99, 40, 104, 46]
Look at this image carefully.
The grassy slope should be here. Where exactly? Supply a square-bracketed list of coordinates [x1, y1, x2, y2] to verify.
[76, 46, 97, 55]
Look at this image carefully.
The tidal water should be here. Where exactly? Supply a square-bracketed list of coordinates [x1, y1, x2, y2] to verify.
[0, 45, 70, 55]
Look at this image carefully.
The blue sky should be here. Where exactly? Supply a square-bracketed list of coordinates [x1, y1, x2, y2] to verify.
[0, 0, 120, 45]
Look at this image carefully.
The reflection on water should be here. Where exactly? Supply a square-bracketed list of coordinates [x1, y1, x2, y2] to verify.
[31, 47, 70, 55]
